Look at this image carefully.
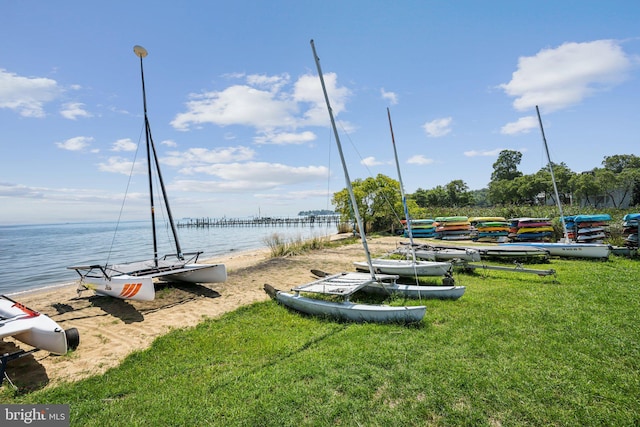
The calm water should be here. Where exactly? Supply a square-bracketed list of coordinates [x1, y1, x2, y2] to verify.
[0, 220, 337, 296]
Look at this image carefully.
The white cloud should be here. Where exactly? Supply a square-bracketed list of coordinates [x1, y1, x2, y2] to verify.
[246, 73, 290, 92]
[0, 69, 61, 117]
[98, 156, 146, 175]
[407, 155, 434, 165]
[170, 72, 352, 134]
[254, 130, 317, 145]
[464, 148, 506, 157]
[361, 156, 383, 167]
[500, 39, 634, 112]
[161, 139, 178, 147]
[0, 182, 45, 198]
[500, 116, 538, 135]
[423, 117, 452, 137]
[163, 146, 256, 169]
[169, 162, 328, 193]
[55, 136, 94, 151]
[254, 188, 332, 201]
[111, 138, 138, 152]
[381, 88, 398, 105]
[0, 181, 136, 203]
[60, 102, 92, 120]
[170, 84, 297, 131]
[293, 72, 351, 127]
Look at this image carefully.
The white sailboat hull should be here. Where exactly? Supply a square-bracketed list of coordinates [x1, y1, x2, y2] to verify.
[72, 262, 226, 301]
[264, 284, 425, 323]
[0, 296, 79, 355]
[414, 248, 481, 262]
[161, 263, 227, 284]
[353, 259, 451, 277]
[78, 275, 156, 301]
[362, 282, 466, 299]
[500, 242, 610, 259]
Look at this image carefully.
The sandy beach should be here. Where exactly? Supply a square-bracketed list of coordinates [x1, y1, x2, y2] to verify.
[1, 234, 402, 391]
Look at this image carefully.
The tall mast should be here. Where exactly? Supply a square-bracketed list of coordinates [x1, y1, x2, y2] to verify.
[134, 45, 183, 262]
[310, 39, 375, 278]
[535, 105, 568, 241]
[387, 108, 416, 251]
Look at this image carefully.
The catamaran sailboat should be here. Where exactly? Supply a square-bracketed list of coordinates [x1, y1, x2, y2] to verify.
[68, 46, 226, 301]
[264, 40, 426, 323]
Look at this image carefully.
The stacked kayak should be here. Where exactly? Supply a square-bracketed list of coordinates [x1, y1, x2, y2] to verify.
[508, 218, 554, 242]
[404, 219, 436, 238]
[563, 214, 611, 243]
[622, 213, 639, 247]
[469, 216, 510, 242]
[434, 216, 471, 240]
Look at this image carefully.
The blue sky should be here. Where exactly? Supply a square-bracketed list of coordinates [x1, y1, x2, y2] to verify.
[1, 1, 639, 224]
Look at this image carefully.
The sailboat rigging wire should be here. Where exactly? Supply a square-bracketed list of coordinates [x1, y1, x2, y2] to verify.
[105, 124, 145, 267]
[311, 39, 375, 279]
[325, 126, 333, 213]
[336, 118, 408, 230]
[387, 107, 420, 288]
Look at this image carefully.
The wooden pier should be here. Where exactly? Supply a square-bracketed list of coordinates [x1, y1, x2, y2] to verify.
[177, 216, 341, 228]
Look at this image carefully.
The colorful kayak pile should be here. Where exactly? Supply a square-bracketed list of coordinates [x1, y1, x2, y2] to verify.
[404, 219, 436, 238]
[508, 218, 554, 242]
[434, 216, 471, 240]
[622, 213, 639, 247]
[469, 216, 510, 242]
[563, 214, 611, 244]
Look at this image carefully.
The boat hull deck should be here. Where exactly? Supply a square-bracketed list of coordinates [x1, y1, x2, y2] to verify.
[265, 284, 425, 323]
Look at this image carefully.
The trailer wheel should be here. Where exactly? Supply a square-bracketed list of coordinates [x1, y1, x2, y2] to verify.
[65, 328, 80, 350]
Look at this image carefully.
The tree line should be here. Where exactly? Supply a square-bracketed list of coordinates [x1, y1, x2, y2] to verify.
[331, 151, 640, 232]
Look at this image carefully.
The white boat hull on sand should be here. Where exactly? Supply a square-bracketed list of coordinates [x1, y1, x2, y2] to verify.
[0, 296, 79, 355]
[78, 275, 156, 301]
[264, 284, 425, 323]
[161, 263, 227, 284]
[500, 242, 610, 259]
[353, 259, 451, 277]
[71, 262, 227, 301]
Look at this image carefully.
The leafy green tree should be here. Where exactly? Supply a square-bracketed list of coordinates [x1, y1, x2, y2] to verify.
[424, 186, 449, 207]
[491, 150, 523, 181]
[605, 168, 640, 208]
[602, 154, 640, 173]
[488, 178, 520, 205]
[446, 180, 473, 207]
[602, 155, 640, 207]
[532, 162, 575, 205]
[515, 173, 546, 205]
[488, 150, 524, 204]
[367, 174, 402, 231]
[413, 188, 429, 208]
[331, 174, 402, 232]
[413, 181, 473, 208]
[569, 170, 601, 207]
[470, 188, 490, 207]
[594, 169, 619, 207]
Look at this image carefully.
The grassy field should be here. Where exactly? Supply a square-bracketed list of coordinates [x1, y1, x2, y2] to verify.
[2, 251, 639, 426]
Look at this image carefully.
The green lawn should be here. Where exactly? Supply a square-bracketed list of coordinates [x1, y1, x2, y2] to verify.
[3, 255, 639, 426]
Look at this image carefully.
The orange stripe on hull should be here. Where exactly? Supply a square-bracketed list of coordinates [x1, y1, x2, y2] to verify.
[120, 283, 142, 298]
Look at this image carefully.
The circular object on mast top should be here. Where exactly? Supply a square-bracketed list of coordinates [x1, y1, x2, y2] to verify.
[133, 45, 148, 58]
